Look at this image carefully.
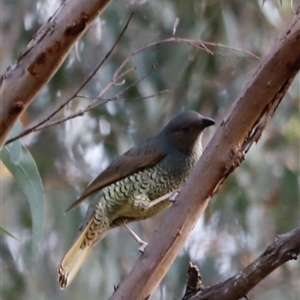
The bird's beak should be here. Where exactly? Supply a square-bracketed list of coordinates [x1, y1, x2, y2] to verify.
[202, 117, 215, 128]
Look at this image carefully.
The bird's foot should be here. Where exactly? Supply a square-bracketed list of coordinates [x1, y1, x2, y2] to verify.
[138, 241, 148, 253]
[148, 189, 180, 208]
[169, 190, 180, 202]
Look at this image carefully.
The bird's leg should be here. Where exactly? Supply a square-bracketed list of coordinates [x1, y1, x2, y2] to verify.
[125, 190, 180, 252]
[147, 189, 180, 208]
[132, 190, 180, 211]
[122, 223, 148, 253]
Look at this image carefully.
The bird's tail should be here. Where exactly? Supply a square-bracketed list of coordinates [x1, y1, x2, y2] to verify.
[58, 218, 95, 289]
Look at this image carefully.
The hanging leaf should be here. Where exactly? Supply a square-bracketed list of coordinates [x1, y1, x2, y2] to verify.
[5, 121, 22, 163]
[1, 143, 45, 258]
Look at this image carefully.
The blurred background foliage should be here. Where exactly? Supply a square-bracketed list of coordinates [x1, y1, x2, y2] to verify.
[1, 0, 299, 299]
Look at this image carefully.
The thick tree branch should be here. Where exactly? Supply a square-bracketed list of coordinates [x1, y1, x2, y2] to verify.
[0, 0, 112, 147]
[110, 7, 300, 300]
[183, 227, 300, 300]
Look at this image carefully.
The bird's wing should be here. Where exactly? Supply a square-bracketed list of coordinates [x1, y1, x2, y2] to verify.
[65, 139, 166, 212]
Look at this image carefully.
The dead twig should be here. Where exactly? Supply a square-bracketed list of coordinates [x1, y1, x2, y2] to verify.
[182, 262, 204, 300]
[4, 12, 134, 145]
[5, 27, 258, 145]
[29, 90, 169, 131]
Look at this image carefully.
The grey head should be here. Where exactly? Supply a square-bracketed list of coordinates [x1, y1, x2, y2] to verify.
[158, 110, 215, 155]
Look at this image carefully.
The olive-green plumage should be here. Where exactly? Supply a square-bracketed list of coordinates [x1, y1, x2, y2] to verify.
[58, 111, 215, 288]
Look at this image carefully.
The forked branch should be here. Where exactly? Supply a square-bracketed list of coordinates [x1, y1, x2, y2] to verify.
[4, 30, 257, 145]
[183, 227, 300, 300]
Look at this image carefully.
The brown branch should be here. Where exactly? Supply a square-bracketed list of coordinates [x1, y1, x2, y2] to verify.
[27, 90, 168, 132]
[4, 12, 133, 146]
[109, 7, 300, 300]
[183, 227, 300, 300]
[0, 0, 113, 147]
[109, 37, 258, 95]
[6, 63, 162, 135]
[4, 30, 257, 145]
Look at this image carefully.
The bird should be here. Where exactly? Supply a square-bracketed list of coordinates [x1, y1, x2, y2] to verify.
[58, 110, 215, 289]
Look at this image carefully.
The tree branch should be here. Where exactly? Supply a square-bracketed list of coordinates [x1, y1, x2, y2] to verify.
[183, 227, 300, 300]
[3, 12, 133, 145]
[0, 0, 112, 147]
[2, 22, 257, 146]
[109, 7, 300, 300]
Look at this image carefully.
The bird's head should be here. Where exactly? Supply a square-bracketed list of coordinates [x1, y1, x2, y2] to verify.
[160, 111, 215, 155]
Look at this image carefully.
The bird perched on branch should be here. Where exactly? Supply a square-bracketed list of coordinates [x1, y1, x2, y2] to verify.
[58, 110, 215, 288]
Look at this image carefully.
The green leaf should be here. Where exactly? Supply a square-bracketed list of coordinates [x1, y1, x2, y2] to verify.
[5, 121, 22, 163]
[0, 225, 20, 242]
[1, 144, 45, 258]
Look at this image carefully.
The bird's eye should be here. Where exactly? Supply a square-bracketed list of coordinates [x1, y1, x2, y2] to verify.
[180, 127, 192, 133]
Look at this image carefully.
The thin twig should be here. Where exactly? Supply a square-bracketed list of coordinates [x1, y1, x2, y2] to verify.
[4, 13, 134, 145]
[109, 63, 157, 100]
[5, 31, 258, 145]
[28, 90, 168, 132]
[113, 38, 259, 81]
[29, 62, 164, 132]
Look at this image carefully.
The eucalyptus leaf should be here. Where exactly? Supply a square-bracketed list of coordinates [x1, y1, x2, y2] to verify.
[5, 121, 22, 163]
[1, 144, 45, 258]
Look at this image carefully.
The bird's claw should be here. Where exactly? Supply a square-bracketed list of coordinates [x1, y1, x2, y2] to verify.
[138, 241, 148, 253]
[169, 190, 180, 202]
